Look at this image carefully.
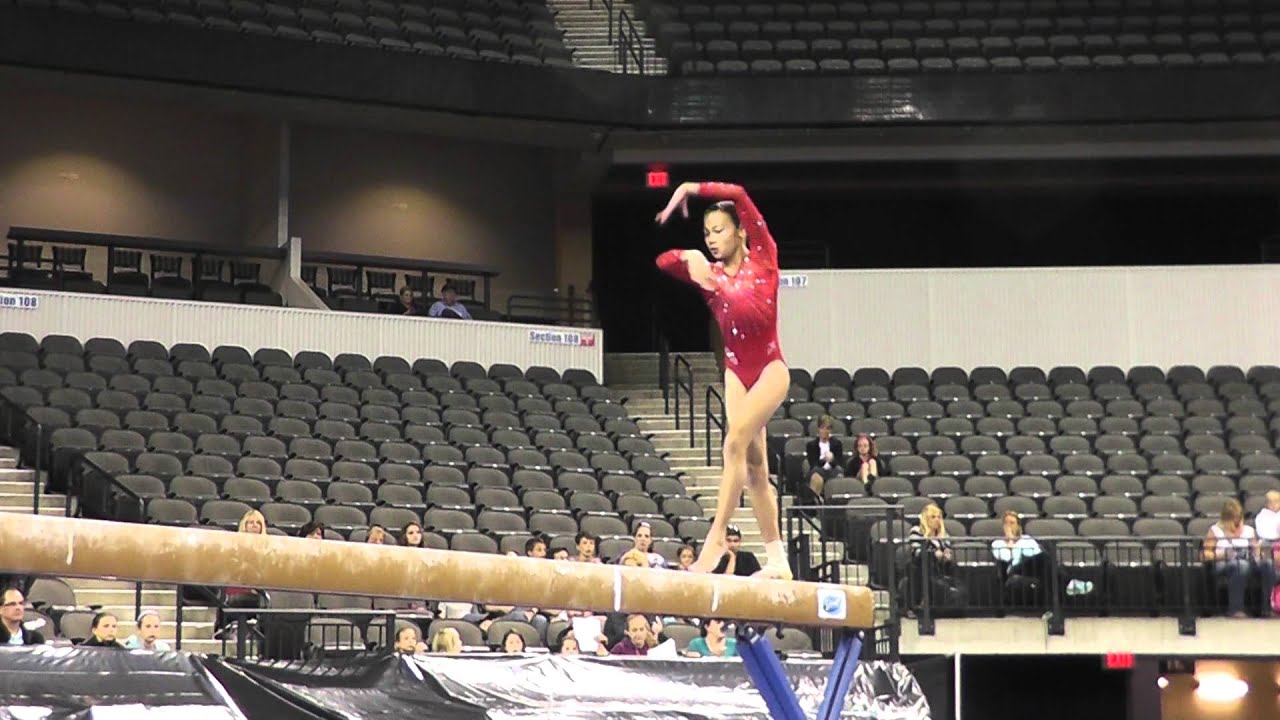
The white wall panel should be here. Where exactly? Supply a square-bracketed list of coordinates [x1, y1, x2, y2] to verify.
[776, 265, 1280, 373]
[0, 291, 601, 378]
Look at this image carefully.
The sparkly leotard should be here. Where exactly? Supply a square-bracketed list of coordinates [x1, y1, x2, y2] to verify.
[655, 182, 785, 390]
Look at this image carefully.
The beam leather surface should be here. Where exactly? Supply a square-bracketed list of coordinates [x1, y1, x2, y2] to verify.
[0, 514, 873, 628]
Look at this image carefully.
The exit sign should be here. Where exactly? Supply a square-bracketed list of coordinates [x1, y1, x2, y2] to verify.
[646, 167, 669, 188]
[1104, 653, 1136, 670]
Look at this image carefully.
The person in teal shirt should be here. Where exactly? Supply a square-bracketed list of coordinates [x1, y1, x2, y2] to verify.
[684, 618, 738, 658]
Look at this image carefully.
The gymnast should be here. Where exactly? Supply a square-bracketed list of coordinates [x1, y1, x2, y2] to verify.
[655, 181, 792, 580]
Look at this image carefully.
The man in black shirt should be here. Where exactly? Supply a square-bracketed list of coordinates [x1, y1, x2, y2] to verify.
[712, 525, 762, 577]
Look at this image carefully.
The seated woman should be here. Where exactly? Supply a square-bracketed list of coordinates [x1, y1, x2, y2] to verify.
[1204, 498, 1276, 618]
[498, 629, 526, 654]
[846, 434, 882, 485]
[902, 503, 960, 614]
[79, 612, 125, 648]
[684, 618, 737, 658]
[618, 522, 666, 568]
[218, 510, 269, 634]
[430, 627, 463, 654]
[991, 511, 1092, 606]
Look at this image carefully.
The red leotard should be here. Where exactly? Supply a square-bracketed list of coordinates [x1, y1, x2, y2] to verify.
[655, 182, 785, 390]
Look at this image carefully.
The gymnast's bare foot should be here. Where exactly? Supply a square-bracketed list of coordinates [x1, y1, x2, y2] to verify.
[753, 562, 794, 581]
[689, 537, 727, 574]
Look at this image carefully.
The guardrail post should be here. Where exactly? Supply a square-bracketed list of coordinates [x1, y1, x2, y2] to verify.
[1046, 540, 1065, 636]
[1178, 537, 1197, 636]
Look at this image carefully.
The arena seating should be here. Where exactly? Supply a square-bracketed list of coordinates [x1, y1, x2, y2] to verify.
[0, 332, 704, 566]
[634, 0, 1280, 75]
[5, 246, 284, 306]
[14, 0, 575, 68]
[777, 363, 1280, 533]
[769, 363, 1280, 616]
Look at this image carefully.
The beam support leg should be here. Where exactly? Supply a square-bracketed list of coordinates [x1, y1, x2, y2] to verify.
[738, 626, 807, 720]
[816, 632, 863, 720]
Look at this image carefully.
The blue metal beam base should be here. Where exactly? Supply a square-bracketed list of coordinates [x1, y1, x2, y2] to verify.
[738, 626, 864, 720]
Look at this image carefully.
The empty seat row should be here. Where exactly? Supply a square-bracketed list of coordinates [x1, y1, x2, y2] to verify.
[787, 364, 1280, 390]
[21, 0, 575, 67]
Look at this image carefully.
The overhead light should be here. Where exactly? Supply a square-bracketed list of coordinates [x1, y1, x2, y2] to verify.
[1157, 676, 1169, 690]
[1195, 674, 1248, 702]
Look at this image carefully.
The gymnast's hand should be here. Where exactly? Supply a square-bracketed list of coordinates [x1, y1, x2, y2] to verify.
[655, 182, 697, 225]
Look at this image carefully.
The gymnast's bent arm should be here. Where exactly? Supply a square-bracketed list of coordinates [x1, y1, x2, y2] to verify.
[655, 248, 714, 290]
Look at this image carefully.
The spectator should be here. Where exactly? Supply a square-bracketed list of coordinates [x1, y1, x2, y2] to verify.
[123, 610, 171, 651]
[1253, 491, 1280, 545]
[551, 548, 570, 561]
[428, 282, 471, 320]
[430, 627, 462, 654]
[396, 286, 419, 316]
[525, 537, 547, 558]
[903, 503, 962, 613]
[500, 630, 526, 653]
[619, 549, 647, 568]
[846, 434, 882, 485]
[80, 612, 124, 648]
[401, 522, 425, 548]
[804, 415, 844, 502]
[609, 614, 655, 656]
[366, 525, 387, 545]
[219, 510, 268, 634]
[712, 525, 762, 577]
[621, 522, 665, 568]
[685, 618, 737, 658]
[299, 521, 326, 540]
[556, 627, 609, 656]
[0, 587, 45, 646]
[676, 544, 695, 571]
[991, 511, 1092, 604]
[572, 532, 601, 563]
[394, 626, 425, 655]
[1203, 498, 1276, 618]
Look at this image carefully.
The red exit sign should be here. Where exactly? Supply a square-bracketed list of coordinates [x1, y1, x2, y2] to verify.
[1104, 653, 1136, 670]
[646, 166, 669, 188]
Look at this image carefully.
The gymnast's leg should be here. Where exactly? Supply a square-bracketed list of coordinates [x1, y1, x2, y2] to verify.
[690, 360, 790, 574]
[745, 425, 790, 579]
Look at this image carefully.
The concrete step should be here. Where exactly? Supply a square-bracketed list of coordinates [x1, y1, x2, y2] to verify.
[70, 588, 184, 607]
[0, 480, 39, 494]
[0, 446, 18, 459]
[95, 604, 217, 624]
[0, 457, 17, 469]
[182, 639, 227, 654]
[0, 493, 63, 509]
[0, 506, 64, 516]
[0, 468, 35, 482]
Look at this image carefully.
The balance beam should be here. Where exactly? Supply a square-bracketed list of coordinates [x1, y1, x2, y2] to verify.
[0, 514, 874, 628]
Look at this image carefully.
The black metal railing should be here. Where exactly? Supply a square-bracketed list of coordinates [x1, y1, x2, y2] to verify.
[506, 289, 594, 328]
[588, 0, 649, 75]
[781, 501, 905, 660]
[616, 9, 648, 74]
[67, 453, 143, 523]
[704, 384, 726, 466]
[672, 354, 694, 447]
[0, 394, 43, 515]
[901, 534, 1234, 637]
[221, 608, 398, 661]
